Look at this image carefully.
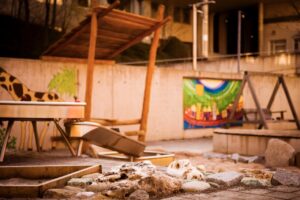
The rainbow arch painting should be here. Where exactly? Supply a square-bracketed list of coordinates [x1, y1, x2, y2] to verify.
[183, 78, 243, 129]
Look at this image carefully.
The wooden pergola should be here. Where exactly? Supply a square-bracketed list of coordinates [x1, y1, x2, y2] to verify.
[42, 1, 171, 142]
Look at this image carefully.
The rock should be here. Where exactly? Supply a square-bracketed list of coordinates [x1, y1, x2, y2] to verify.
[102, 180, 139, 199]
[202, 152, 229, 160]
[241, 177, 270, 187]
[86, 182, 110, 192]
[43, 188, 77, 198]
[167, 159, 193, 178]
[231, 153, 264, 163]
[128, 189, 149, 200]
[271, 168, 300, 186]
[208, 181, 221, 188]
[98, 173, 122, 182]
[102, 161, 156, 182]
[67, 177, 93, 187]
[181, 180, 211, 192]
[206, 171, 243, 187]
[265, 139, 296, 167]
[183, 167, 205, 181]
[82, 173, 103, 180]
[64, 185, 85, 192]
[167, 159, 204, 181]
[138, 172, 182, 197]
[76, 191, 95, 198]
[91, 193, 112, 200]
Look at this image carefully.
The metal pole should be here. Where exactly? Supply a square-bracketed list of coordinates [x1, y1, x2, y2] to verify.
[192, 4, 197, 71]
[237, 10, 242, 73]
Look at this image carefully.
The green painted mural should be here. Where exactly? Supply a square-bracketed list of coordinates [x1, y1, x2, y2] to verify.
[48, 68, 78, 98]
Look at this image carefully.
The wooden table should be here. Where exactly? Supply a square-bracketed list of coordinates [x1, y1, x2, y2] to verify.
[0, 101, 86, 162]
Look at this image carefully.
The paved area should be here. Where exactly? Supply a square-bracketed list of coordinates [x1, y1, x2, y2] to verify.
[162, 186, 300, 200]
[146, 137, 213, 154]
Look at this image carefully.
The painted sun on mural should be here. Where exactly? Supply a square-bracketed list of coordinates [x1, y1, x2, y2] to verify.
[183, 78, 243, 129]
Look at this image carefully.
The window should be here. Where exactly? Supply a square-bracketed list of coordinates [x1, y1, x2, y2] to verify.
[294, 38, 300, 52]
[174, 7, 181, 22]
[183, 7, 191, 24]
[270, 39, 287, 54]
[78, 0, 88, 7]
[151, 2, 158, 18]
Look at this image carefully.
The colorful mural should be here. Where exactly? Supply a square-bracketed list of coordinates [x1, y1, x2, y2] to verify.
[183, 78, 243, 129]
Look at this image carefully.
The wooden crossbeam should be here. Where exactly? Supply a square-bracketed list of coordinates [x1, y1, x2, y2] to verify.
[107, 16, 171, 59]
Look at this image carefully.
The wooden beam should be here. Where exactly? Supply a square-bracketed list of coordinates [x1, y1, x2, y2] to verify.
[41, 56, 115, 65]
[246, 73, 269, 129]
[139, 5, 166, 142]
[280, 76, 300, 129]
[266, 77, 280, 110]
[107, 16, 171, 59]
[91, 118, 141, 126]
[228, 73, 247, 121]
[84, 12, 98, 120]
[124, 130, 145, 137]
[0, 120, 14, 162]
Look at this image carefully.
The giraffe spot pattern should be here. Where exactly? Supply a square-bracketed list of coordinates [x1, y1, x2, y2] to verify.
[0, 77, 5, 82]
[12, 83, 23, 98]
[22, 94, 32, 101]
[35, 92, 45, 99]
[9, 76, 15, 82]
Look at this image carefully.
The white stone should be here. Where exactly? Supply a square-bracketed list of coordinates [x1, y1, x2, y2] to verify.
[67, 177, 93, 187]
[272, 168, 300, 186]
[167, 159, 204, 181]
[265, 139, 295, 167]
[206, 171, 243, 187]
[182, 180, 211, 192]
[76, 191, 95, 198]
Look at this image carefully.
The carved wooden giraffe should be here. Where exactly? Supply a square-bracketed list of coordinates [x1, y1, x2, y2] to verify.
[0, 66, 61, 150]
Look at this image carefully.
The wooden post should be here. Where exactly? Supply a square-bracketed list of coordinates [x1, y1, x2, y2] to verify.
[139, 5, 165, 142]
[31, 121, 41, 152]
[84, 11, 98, 120]
[247, 74, 269, 129]
[266, 78, 280, 110]
[280, 76, 300, 129]
[0, 120, 14, 162]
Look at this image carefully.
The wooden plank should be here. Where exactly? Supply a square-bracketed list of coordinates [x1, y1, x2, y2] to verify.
[139, 5, 166, 142]
[98, 19, 145, 36]
[91, 118, 141, 126]
[214, 128, 300, 138]
[101, 15, 151, 30]
[246, 73, 269, 129]
[107, 16, 171, 59]
[64, 44, 114, 55]
[84, 11, 98, 120]
[280, 76, 300, 129]
[93, 5, 158, 25]
[41, 56, 115, 65]
[124, 130, 145, 137]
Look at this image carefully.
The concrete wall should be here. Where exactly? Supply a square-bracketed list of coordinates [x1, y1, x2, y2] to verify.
[0, 57, 299, 150]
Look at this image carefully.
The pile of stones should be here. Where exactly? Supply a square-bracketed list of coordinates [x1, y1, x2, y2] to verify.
[44, 159, 300, 199]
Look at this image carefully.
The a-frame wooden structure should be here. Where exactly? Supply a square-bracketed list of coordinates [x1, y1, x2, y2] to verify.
[42, 1, 171, 142]
[228, 71, 300, 130]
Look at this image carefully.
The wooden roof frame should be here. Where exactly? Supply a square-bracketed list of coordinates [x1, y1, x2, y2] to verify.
[42, 1, 171, 142]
